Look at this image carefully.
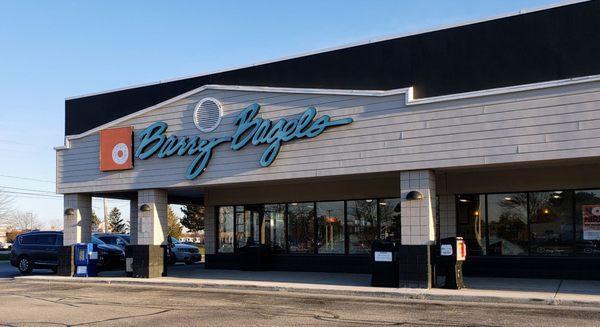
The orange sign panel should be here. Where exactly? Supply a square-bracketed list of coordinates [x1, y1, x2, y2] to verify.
[100, 127, 134, 171]
[457, 239, 467, 261]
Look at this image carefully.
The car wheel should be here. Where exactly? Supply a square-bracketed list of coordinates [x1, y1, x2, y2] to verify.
[17, 256, 33, 274]
[184, 259, 194, 265]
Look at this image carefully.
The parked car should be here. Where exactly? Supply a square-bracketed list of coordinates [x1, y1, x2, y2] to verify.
[167, 236, 201, 265]
[0, 242, 12, 250]
[94, 233, 130, 250]
[10, 231, 125, 274]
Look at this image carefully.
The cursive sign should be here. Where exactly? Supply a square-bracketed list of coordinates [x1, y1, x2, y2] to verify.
[135, 103, 353, 179]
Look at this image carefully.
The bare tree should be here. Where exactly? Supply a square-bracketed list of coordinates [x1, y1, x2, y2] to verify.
[47, 219, 62, 231]
[10, 211, 42, 231]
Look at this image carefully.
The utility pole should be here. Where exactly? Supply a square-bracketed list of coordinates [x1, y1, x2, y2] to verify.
[103, 198, 108, 233]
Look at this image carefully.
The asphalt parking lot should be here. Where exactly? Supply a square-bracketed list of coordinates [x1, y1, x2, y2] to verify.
[1, 279, 600, 326]
[2, 260, 600, 326]
[0, 260, 57, 279]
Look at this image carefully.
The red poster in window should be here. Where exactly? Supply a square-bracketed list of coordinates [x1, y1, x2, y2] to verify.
[100, 127, 134, 171]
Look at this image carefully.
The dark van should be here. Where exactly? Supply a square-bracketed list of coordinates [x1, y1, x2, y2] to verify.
[10, 231, 125, 274]
[10, 231, 61, 274]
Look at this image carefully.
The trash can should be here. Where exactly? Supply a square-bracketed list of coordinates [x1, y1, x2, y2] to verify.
[73, 243, 98, 277]
[371, 240, 399, 287]
[438, 237, 466, 289]
[238, 243, 271, 271]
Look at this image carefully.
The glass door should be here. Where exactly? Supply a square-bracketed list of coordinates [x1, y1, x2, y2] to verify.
[244, 205, 262, 245]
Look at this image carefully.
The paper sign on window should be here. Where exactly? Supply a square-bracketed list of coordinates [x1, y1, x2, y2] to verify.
[582, 205, 600, 240]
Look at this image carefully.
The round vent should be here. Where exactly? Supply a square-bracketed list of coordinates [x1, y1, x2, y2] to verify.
[193, 98, 222, 132]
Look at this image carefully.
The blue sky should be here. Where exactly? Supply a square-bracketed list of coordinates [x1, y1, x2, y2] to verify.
[0, 0, 561, 227]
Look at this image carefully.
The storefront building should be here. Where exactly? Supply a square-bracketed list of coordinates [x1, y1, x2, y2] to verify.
[57, 1, 600, 282]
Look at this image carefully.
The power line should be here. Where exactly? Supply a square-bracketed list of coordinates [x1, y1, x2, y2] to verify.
[1, 190, 62, 198]
[0, 185, 56, 195]
[7, 194, 62, 200]
[0, 174, 55, 184]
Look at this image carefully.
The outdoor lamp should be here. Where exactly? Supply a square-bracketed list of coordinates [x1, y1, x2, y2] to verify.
[405, 191, 423, 200]
[64, 208, 75, 215]
[140, 204, 151, 212]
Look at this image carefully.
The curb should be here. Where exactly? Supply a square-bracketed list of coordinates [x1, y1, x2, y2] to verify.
[14, 276, 600, 308]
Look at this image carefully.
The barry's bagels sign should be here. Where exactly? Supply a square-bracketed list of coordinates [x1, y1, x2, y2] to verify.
[99, 127, 134, 171]
[98, 101, 352, 178]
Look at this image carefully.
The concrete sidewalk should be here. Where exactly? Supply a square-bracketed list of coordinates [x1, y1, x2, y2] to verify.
[13, 265, 600, 307]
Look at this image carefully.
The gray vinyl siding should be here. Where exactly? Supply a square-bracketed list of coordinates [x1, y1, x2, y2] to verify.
[57, 80, 600, 194]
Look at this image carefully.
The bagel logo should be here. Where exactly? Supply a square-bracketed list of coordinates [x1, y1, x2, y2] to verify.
[100, 127, 133, 171]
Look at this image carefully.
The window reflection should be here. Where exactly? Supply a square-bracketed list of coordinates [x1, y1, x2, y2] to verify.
[288, 202, 315, 253]
[243, 205, 261, 245]
[379, 198, 401, 242]
[347, 199, 377, 254]
[218, 206, 234, 253]
[487, 193, 528, 255]
[218, 197, 402, 256]
[234, 206, 248, 248]
[316, 201, 345, 254]
[456, 195, 486, 256]
[264, 204, 286, 253]
[529, 191, 573, 256]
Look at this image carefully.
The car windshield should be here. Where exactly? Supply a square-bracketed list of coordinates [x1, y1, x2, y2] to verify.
[170, 237, 180, 244]
[91, 236, 106, 245]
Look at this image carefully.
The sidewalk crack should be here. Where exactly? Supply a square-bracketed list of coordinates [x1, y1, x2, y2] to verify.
[553, 279, 563, 302]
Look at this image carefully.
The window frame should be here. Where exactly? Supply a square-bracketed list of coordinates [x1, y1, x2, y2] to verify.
[215, 196, 402, 256]
[456, 188, 598, 258]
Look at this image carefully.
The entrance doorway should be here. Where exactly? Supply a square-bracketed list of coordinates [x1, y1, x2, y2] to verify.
[235, 205, 286, 253]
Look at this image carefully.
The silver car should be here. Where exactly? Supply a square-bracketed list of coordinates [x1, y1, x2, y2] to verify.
[167, 236, 201, 265]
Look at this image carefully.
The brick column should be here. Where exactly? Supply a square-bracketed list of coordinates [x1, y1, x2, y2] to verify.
[127, 189, 168, 278]
[59, 194, 92, 276]
[398, 170, 436, 288]
[400, 170, 436, 244]
[203, 191, 217, 269]
[129, 198, 138, 245]
[63, 194, 92, 245]
[137, 189, 168, 245]
[204, 209, 216, 256]
[438, 195, 457, 239]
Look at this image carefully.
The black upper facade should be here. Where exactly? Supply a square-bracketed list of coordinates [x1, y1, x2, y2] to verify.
[65, 1, 600, 136]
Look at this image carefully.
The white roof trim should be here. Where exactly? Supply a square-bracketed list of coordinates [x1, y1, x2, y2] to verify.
[55, 73, 600, 151]
[65, 0, 587, 100]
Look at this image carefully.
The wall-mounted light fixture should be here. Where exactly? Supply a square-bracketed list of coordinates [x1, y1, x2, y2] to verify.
[64, 208, 75, 215]
[139, 204, 151, 212]
[405, 190, 423, 201]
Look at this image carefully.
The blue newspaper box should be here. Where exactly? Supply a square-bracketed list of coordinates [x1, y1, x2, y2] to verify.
[74, 243, 98, 277]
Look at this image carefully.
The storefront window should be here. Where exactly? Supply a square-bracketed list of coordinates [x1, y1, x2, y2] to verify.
[235, 206, 247, 248]
[456, 194, 486, 256]
[316, 201, 345, 254]
[487, 193, 528, 255]
[347, 199, 377, 254]
[379, 198, 401, 242]
[243, 205, 261, 245]
[218, 206, 234, 253]
[574, 190, 600, 256]
[287, 202, 315, 253]
[529, 191, 574, 256]
[264, 204, 286, 253]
